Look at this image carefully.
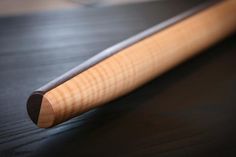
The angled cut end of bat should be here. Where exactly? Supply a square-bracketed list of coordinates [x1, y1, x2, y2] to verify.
[27, 92, 55, 128]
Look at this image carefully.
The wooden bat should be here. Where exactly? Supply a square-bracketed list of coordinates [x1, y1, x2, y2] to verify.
[27, 0, 236, 128]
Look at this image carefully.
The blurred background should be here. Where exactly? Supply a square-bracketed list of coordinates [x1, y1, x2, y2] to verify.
[0, 0, 157, 16]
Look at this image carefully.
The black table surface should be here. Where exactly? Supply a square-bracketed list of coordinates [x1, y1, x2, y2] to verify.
[0, 0, 236, 156]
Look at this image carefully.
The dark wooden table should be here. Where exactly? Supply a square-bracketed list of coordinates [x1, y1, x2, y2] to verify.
[0, 0, 236, 156]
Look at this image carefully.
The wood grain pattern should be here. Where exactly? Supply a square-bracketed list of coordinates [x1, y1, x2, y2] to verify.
[1, 1, 236, 156]
[2, 2, 174, 154]
[31, 0, 236, 128]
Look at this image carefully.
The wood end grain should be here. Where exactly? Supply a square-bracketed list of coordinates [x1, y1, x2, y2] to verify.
[27, 92, 55, 128]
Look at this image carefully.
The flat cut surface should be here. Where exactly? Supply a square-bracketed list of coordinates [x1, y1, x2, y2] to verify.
[0, 0, 236, 156]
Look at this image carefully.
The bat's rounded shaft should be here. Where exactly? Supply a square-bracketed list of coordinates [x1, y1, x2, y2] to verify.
[27, 0, 236, 128]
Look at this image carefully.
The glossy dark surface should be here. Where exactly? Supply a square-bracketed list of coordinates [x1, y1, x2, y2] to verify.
[0, 0, 236, 156]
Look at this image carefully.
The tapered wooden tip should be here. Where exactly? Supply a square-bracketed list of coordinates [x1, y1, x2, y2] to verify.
[27, 92, 55, 128]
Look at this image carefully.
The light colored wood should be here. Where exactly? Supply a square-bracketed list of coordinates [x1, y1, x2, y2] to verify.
[38, 0, 236, 128]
